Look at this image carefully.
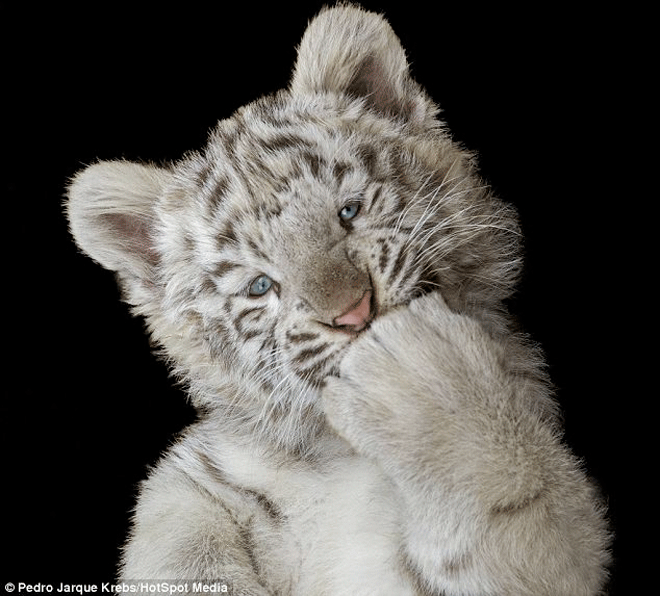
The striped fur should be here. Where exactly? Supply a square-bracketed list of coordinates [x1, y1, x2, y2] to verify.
[66, 3, 610, 594]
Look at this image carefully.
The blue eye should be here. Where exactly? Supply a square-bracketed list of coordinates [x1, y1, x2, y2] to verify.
[248, 275, 273, 297]
[339, 202, 360, 221]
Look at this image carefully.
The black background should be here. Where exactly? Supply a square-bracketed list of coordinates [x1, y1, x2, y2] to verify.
[4, 1, 640, 593]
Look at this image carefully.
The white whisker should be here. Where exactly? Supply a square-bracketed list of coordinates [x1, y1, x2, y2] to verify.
[393, 171, 437, 235]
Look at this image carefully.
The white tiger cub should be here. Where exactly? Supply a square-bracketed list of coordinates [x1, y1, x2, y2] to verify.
[66, 3, 610, 595]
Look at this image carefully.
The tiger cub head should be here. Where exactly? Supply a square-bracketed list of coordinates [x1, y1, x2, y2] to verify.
[66, 4, 520, 452]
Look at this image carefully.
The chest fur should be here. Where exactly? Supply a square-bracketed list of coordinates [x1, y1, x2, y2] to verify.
[198, 438, 420, 596]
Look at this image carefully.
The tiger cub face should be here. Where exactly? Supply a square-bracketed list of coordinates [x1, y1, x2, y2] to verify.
[169, 101, 448, 387]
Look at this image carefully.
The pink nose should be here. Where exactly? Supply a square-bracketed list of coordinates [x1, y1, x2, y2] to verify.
[333, 290, 373, 332]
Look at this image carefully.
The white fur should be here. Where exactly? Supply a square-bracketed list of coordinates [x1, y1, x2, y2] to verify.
[66, 4, 610, 595]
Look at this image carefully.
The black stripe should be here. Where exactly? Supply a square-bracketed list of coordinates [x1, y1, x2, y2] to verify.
[388, 245, 408, 286]
[294, 344, 328, 364]
[234, 306, 267, 338]
[357, 144, 378, 178]
[301, 151, 325, 179]
[217, 221, 238, 248]
[378, 240, 390, 274]
[368, 185, 384, 212]
[286, 331, 320, 344]
[333, 161, 352, 184]
[213, 260, 238, 279]
[261, 133, 313, 154]
[195, 450, 284, 524]
[297, 353, 336, 383]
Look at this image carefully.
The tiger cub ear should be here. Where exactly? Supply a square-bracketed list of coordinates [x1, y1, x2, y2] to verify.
[66, 160, 172, 303]
[290, 4, 438, 129]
